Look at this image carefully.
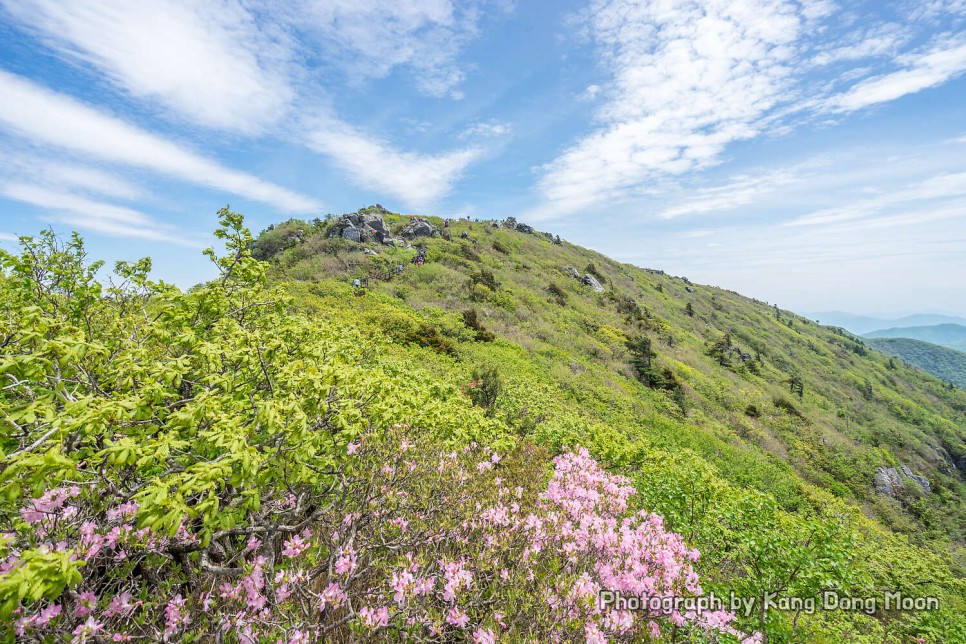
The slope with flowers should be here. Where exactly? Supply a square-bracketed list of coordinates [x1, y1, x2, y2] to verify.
[0, 209, 963, 643]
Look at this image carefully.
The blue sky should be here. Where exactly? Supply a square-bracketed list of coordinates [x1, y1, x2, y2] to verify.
[1, 0, 965, 317]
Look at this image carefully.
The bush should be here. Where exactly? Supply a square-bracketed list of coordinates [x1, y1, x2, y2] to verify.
[585, 263, 605, 283]
[546, 282, 567, 305]
[773, 396, 805, 419]
[469, 269, 500, 291]
[492, 240, 510, 255]
[461, 308, 495, 342]
[410, 322, 456, 355]
[464, 366, 502, 416]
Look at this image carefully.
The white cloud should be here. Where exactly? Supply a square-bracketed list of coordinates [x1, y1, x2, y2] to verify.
[679, 229, 714, 238]
[0, 182, 196, 245]
[0, 232, 18, 242]
[535, 0, 803, 218]
[809, 24, 906, 66]
[787, 171, 966, 227]
[531, 1, 966, 222]
[0, 1, 493, 205]
[279, 0, 493, 99]
[826, 38, 966, 112]
[304, 116, 480, 209]
[1, 0, 293, 133]
[0, 70, 320, 213]
[460, 120, 512, 139]
[657, 166, 813, 219]
[0, 151, 144, 201]
[580, 84, 602, 100]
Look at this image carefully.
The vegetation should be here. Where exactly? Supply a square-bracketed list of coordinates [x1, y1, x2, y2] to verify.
[866, 337, 966, 388]
[1, 207, 965, 642]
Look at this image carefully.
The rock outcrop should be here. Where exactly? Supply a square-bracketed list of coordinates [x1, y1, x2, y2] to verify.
[874, 467, 904, 498]
[874, 465, 931, 499]
[900, 466, 931, 494]
[926, 444, 958, 475]
[582, 273, 605, 293]
[327, 211, 403, 246]
[400, 219, 438, 239]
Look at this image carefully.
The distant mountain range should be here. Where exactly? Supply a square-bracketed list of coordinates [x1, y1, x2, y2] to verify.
[865, 337, 966, 388]
[808, 311, 966, 335]
[863, 323, 966, 353]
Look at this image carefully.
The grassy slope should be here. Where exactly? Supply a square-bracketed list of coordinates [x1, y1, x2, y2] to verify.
[256, 211, 966, 569]
[867, 337, 966, 389]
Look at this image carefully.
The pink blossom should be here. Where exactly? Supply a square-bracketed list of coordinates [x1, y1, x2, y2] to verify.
[282, 534, 309, 558]
[334, 547, 357, 575]
[319, 582, 347, 611]
[163, 594, 190, 639]
[74, 591, 97, 618]
[446, 607, 469, 628]
[104, 592, 140, 618]
[71, 616, 104, 641]
[359, 605, 390, 629]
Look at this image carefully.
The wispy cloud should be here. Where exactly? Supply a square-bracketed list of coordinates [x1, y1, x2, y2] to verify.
[0, 151, 144, 201]
[0, 0, 491, 206]
[535, 0, 802, 218]
[0, 70, 320, 213]
[460, 120, 513, 139]
[1, 0, 293, 133]
[281, 0, 494, 99]
[657, 165, 815, 219]
[531, 1, 966, 221]
[0, 182, 195, 245]
[824, 38, 966, 112]
[787, 171, 966, 227]
[304, 116, 481, 209]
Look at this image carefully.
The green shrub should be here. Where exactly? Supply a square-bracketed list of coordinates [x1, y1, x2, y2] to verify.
[462, 308, 496, 342]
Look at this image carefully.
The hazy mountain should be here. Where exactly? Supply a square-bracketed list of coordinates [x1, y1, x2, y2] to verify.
[808, 311, 966, 334]
[863, 323, 966, 353]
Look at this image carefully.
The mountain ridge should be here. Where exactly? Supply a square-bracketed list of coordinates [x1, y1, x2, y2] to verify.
[863, 323, 966, 353]
[808, 311, 966, 335]
[3, 208, 964, 642]
[865, 336, 966, 389]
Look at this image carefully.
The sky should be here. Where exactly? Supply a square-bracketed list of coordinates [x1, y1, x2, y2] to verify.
[0, 0, 965, 317]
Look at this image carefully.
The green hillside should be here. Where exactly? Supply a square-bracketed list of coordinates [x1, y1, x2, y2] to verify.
[866, 337, 966, 389]
[864, 323, 966, 353]
[253, 208, 966, 637]
[2, 208, 965, 643]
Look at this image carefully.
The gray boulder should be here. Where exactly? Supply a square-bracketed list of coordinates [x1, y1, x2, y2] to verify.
[361, 214, 389, 235]
[563, 265, 580, 280]
[328, 212, 395, 245]
[900, 466, 931, 494]
[925, 444, 957, 474]
[582, 273, 605, 293]
[874, 467, 904, 498]
[340, 226, 361, 242]
[400, 220, 438, 239]
[874, 465, 932, 498]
